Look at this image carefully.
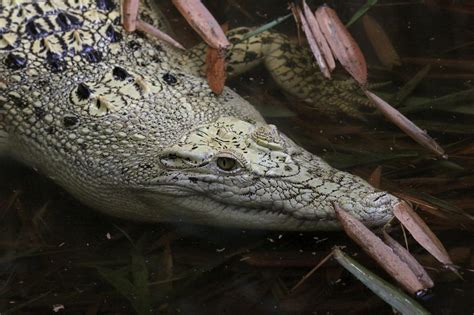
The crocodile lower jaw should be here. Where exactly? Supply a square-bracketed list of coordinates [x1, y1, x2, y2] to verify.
[138, 185, 341, 231]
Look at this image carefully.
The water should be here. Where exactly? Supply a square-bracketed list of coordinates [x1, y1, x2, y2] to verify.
[1, 0, 473, 314]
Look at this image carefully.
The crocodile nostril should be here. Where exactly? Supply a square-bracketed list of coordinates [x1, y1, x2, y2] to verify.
[366, 192, 391, 207]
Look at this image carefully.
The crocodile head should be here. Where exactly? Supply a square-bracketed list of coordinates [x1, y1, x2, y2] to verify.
[140, 117, 399, 230]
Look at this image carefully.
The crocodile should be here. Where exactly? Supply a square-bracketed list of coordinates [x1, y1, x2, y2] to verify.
[0, 0, 400, 230]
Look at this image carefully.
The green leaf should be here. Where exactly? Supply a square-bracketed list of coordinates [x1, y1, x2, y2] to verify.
[131, 252, 151, 310]
[346, 0, 378, 27]
[333, 248, 431, 315]
[239, 13, 293, 42]
[97, 266, 151, 315]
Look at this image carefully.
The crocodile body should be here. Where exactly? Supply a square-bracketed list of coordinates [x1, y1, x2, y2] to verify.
[0, 0, 399, 230]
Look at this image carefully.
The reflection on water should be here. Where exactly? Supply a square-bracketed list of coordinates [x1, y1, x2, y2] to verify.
[1, 0, 473, 313]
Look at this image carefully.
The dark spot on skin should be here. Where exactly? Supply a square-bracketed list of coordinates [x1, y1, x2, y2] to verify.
[56, 12, 82, 31]
[284, 165, 292, 171]
[188, 177, 198, 183]
[105, 24, 122, 43]
[127, 40, 141, 50]
[162, 73, 177, 85]
[78, 143, 87, 150]
[77, 83, 92, 100]
[10, 95, 27, 108]
[234, 28, 249, 35]
[357, 105, 374, 113]
[46, 126, 56, 135]
[96, 0, 115, 11]
[5, 53, 26, 70]
[151, 55, 161, 63]
[37, 79, 48, 87]
[154, 44, 163, 52]
[135, 30, 147, 39]
[243, 51, 259, 62]
[25, 21, 46, 39]
[63, 115, 79, 127]
[34, 107, 46, 119]
[285, 60, 297, 68]
[83, 46, 102, 63]
[95, 99, 102, 109]
[46, 52, 66, 72]
[112, 66, 130, 80]
[280, 43, 292, 52]
[260, 36, 274, 45]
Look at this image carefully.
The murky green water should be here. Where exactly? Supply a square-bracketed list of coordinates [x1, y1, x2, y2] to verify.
[1, 0, 473, 314]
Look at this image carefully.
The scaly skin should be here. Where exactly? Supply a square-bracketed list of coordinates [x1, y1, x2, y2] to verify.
[0, 0, 399, 230]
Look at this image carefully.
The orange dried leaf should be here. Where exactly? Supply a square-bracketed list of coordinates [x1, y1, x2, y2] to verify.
[364, 90, 447, 158]
[302, 1, 336, 71]
[315, 6, 367, 85]
[362, 15, 401, 69]
[368, 165, 382, 188]
[334, 204, 427, 294]
[136, 20, 185, 50]
[393, 201, 453, 266]
[297, 5, 331, 79]
[206, 47, 226, 94]
[383, 231, 434, 289]
[172, 0, 230, 50]
[122, 0, 140, 32]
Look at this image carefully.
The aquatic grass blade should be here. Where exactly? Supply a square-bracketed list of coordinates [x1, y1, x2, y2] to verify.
[96, 267, 151, 315]
[392, 65, 431, 106]
[346, 0, 378, 27]
[333, 248, 431, 315]
[240, 13, 293, 42]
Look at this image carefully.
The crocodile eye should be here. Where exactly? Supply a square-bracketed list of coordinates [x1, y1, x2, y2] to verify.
[216, 157, 237, 171]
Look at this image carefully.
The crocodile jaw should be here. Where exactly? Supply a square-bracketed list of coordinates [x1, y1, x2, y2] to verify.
[138, 117, 399, 230]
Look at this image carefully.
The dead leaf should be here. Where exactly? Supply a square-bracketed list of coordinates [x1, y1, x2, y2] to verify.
[206, 47, 226, 94]
[368, 165, 382, 188]
[297, 5, 331, 79]
[334, 204, 427, 294]
[122, 0, 140, 32]
[172, 0, 230, 50]
[136, 20, 185, 50]
[302, 1, 335, 71]
[315, 6, 367, 85]
[364, 90, 447, 158]
[362, 15, 401, 69]
[383, 231, 434, 288]
[392, 201, 454, 267]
